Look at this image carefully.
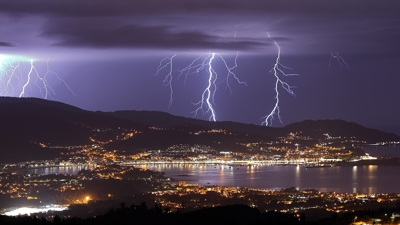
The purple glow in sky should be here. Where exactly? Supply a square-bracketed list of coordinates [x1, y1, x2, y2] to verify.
[0, 0, 400, 134]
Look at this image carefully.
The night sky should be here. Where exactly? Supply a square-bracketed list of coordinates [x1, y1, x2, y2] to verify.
[1, 0, 400, 134]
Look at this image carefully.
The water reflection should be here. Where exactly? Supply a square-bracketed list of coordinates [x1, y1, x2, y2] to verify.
[219, 165, 225, 185]
[143, 164, 400, 194]
[295, 165, 301, 190]
[246, 166, 256, 188]
[367, 165, 377, 179]
[27, 164, 400, 194]
[27, 165, 93, 175]
[363, 145, 400, 157]
[352, 166, 358, 193]
[363, 165, 377, 193]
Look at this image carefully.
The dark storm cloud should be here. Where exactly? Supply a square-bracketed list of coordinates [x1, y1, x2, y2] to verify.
[2, 0, 399, 53]
[0, 41, 14, 47]
[0, 0, 399, 18]
[368, 27, 400, 44]
[261, 13, 400, 55]
[41, 20, 266, 51]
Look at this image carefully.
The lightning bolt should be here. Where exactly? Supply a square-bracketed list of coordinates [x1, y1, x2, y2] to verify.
[218, 51, 247, 94]
[43, 59, 76, 98]
[156, 52, 246, 121]
[177, 55, 209, 87]
[0, 54, 21, 96]
[154, 54, 177, 107]
[19, 60, 35, 98]
[192, 53, 217, 121]
[327, 52, 350, 75]
[262, 33, 298, 126]
[0, 54, 75, 99]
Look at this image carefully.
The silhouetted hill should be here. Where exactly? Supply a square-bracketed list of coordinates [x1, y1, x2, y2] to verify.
[0, 96, 84, 113]
[0, 97, 147, 163]
[104, 127, 259, 153]
[104, 110, 400, 142]
[101, 110, 197, 127]
[283, 119, 400, 142]
[1, 97, 399, 162]
[101, 110, 282, 137]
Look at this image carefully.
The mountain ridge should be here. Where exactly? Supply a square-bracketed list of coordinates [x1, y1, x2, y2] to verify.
[0, 97, 399, 162]
[102, 110, 400, 141]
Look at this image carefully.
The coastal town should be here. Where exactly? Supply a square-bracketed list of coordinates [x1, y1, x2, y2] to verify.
[1, 128, 387, 171]
[2, 163, 400, 223]
[1, 125, 399, 224]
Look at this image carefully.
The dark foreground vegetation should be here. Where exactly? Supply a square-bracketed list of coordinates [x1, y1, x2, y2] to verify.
[2, 203, 400, 225]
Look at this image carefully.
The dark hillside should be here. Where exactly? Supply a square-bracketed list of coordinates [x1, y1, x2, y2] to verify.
[283, 119, 399, 142]
[0, 98, 146, 162]
[1, 97, 398, 162]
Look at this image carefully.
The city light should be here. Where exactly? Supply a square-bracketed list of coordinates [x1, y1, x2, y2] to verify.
[3, 205, 68, 216]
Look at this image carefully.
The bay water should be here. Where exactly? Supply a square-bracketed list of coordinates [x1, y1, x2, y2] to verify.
[27, 145, 400, 194]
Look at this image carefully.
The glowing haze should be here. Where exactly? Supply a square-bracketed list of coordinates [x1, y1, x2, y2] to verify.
[0, 0, 399, 132]
[0, 54, 74, 99]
